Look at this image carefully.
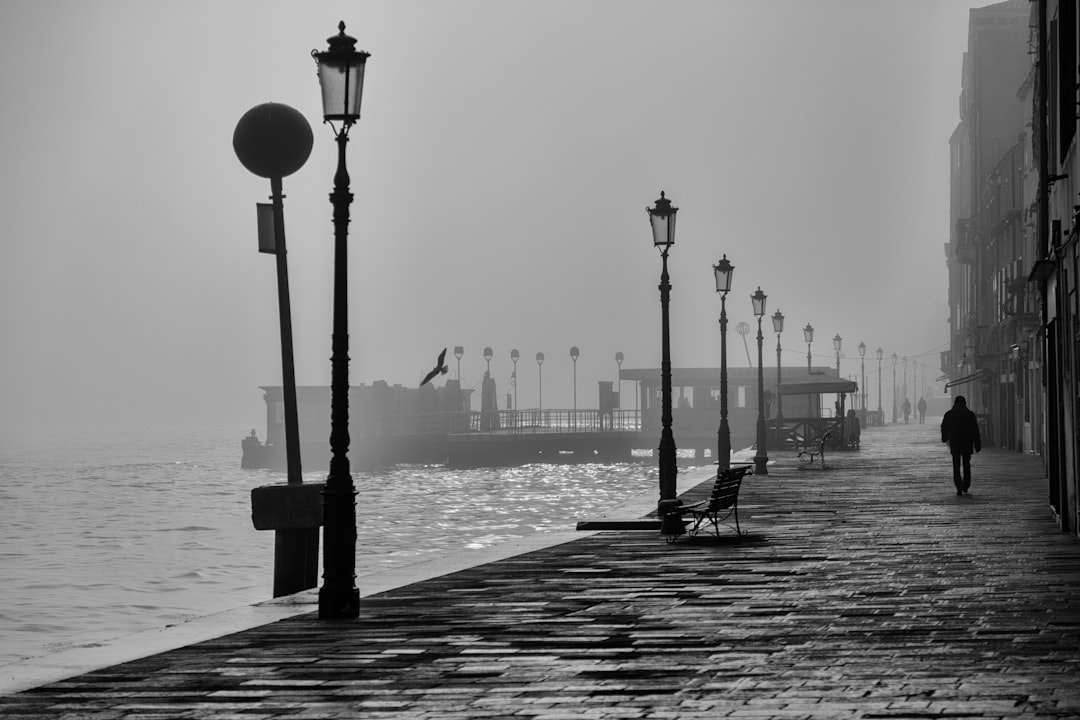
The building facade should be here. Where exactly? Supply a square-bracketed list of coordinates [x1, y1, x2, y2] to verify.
[947, 0, 1079, 535]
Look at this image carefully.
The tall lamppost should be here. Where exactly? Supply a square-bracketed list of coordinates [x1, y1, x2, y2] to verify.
[536, 352, 545, 414]
[876, 347, 884, 420]
[752, 287, 769, 475]
[233, 102, 318, 597]
[713, 255, 734, 471]
[772, 309, 784, 424]
[510, 348, 519, 415]
[570, 346, 580, 429]
[902, 356, 909, 421]
[454, 346, 464, 380]
[891, 352, 898, 423]
[858, 342, 866, 414]
[615, 351, 624, 410]
[803, 323, 814, 372]
[647, 191, 678, 504]
[313, 21, 369, 620]
[833, 333, 842, 377]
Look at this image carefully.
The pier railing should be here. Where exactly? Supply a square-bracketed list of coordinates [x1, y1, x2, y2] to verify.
[462, 408, 643, 435]
[389, 409, 644, 436]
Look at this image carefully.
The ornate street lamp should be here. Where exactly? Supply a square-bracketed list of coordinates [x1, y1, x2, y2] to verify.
[713, 255, 734, 471]
[803, 323, 814, 372]
[312, 21, 370, 620]
[751, 287, 769, 475]
[454, 346, 464, 380]
[647, 191, 678, 504]
[483, 346, 493, 375]
[772, 309, 785, 424]
[510, 348, 519, 416]
[536, 351, 545, 414]
[876, 347, 884, 419]
[891, 352, 898, 423]
[833, 333, 843, 377]
[615, 351, 624, 410]
[570, 346, 580, 429]
[858, 342, 866, 413]
[902, 356, 909, 422]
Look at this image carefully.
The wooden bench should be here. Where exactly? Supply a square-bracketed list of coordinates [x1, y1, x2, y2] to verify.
[661, 464, 753, 543]
[797, 431, 831, 469]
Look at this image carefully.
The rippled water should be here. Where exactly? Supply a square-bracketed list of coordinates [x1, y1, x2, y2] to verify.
[0, 425, 696, 665]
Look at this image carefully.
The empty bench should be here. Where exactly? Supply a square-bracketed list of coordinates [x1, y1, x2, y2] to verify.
[661, 464, 754, 543]
[797, 431, 831, 469]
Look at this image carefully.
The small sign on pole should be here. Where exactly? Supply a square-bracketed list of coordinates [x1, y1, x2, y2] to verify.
[257, 202, 277, 254]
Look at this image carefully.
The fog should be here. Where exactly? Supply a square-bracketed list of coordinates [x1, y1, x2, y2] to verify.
[0, 1, 989, 435]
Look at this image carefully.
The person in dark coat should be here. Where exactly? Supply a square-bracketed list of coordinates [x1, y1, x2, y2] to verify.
[941, 395, 981, 495]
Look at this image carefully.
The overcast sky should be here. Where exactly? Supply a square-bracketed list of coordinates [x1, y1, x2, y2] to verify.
[0, 0, 997, 433]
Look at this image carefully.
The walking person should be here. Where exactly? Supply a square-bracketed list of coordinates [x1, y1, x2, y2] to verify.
[941, 395, 981, 495]
[917, 396, 927, 424]
[901, 397, 911, 424]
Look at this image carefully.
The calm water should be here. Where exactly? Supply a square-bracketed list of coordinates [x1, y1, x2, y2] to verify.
[0, 425, 690, 665]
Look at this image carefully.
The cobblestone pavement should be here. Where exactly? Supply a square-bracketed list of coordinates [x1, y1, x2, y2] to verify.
[2, 421, 1078, 719]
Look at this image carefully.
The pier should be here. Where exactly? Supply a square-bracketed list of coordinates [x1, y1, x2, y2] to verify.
[4, 421, 1078, 717]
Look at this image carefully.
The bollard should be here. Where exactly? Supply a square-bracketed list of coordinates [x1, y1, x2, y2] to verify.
[251, 483, 324, 597]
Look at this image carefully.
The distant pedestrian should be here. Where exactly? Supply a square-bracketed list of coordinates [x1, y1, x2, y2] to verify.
[941, 395, 981, 495]
[845, 408, 860, 449]
[917, 397, 927, 424]
[902, 397, 911, 424]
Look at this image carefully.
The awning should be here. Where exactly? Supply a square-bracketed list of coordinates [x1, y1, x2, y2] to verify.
[944, 368, 991, 389]
[777, 374, 858, 395]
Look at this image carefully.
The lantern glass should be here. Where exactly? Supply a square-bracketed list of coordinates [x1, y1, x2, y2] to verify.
[858, 342, 866, 358]
[833, 334, 842, 353]
[803, 323, 814, 344]
[876, 347, 883, 361]
[647, 192, 677, 248]
[536, 352, 545, 365]
[511, 349, 519, 362]
[570, 346, 580, 360]
[713, 255, 734, 293]
[313, 23, 369, 124]
[772, 310, 784, 334]
[751, 287, 767, 317]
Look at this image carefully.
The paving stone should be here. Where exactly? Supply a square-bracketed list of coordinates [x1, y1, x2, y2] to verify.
[0, 423, 1077, 718]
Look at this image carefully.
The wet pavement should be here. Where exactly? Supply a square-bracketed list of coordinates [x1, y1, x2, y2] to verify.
[2, 420, 1078, 719]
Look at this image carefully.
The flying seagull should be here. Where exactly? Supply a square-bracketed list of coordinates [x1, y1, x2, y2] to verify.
[420, 348, 449, 387]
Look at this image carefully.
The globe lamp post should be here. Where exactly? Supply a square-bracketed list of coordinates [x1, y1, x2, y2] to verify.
[312, 21, 369, 620]
[713, 255, 733, 472]
[233, 102, 319, 597]
[647, 191, 679, 504]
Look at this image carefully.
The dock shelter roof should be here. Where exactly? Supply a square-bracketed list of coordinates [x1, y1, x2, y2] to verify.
[777, 375, 858, 395]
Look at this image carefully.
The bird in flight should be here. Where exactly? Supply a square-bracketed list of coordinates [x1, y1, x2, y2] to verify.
[420, 348, 449, 387]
